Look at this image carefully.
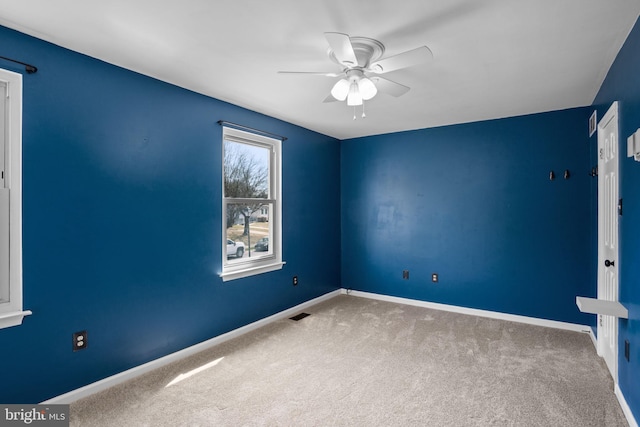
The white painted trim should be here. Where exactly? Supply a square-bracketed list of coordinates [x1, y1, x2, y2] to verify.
[616, 383, 639, 427]
[221, 126, 282, 282]
[0, 68, 25, 329]
[220, 261, 285, 282]
[588, 327, 597, 349]
[354, 289, 638, 427]
[42, 289, 342, 404]
[576, 296, 628, 318]
[43, 288, 610, 407]
[343, 290, 592, 334]
[0, 309, 32, 329]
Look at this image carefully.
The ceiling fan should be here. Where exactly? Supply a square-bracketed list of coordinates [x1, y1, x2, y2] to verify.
[279, 32, 433, 117]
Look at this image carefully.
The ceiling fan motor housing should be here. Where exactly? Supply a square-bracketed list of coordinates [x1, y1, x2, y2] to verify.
[328, 37, 385, 69]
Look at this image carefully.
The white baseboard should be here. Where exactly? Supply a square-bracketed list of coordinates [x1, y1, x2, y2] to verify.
[616, 383, 639, 427]
[343, 289, 593, 334]
[42, 289, 342, 404]
[46, 285, 635, 427]
[588, 327, 597, 349]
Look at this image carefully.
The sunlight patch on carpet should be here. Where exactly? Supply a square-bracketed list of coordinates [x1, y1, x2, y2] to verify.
[165, 357, 224, 388]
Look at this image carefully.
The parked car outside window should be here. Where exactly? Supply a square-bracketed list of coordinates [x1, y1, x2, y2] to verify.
[226, 239, 245, 258]
[255, 237, 269, 252]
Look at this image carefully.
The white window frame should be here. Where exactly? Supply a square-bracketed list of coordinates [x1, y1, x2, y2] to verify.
[0, 68, 30, 329]
[220, 127, 283, 281]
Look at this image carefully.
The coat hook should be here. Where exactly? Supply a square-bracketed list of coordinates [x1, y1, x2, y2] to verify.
[564, 170, 570, 179]
[549, 171, 555, 181]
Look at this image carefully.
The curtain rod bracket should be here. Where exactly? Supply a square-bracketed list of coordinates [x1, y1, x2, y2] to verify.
[0, 55, 38, 74]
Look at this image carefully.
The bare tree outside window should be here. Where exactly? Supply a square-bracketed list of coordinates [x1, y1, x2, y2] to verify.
[224, 140, 268, 232]
[224, 138, 271, 259]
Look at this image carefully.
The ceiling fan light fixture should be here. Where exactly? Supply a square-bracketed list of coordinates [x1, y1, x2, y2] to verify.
[359, 77, 377, 100]
[280, 32, 431, 117]
[330, 79, 350, 101]
[347, 81, 363, 106]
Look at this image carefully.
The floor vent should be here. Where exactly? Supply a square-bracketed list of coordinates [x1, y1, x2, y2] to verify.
[289, 313, 311, 321]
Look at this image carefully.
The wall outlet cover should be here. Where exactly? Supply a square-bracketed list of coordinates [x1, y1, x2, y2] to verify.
[73, 330, 87, 351]
[625, 340, 630, 362]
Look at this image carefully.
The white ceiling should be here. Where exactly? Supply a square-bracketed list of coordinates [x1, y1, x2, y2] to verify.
[0, 0, 639, 139]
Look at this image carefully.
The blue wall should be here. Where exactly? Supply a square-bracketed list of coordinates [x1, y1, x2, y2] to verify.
[0, 25, 341, 403]
[341, 108, 593, 325]
[2, 14, 638, 419]
[593, 16, 640, 421]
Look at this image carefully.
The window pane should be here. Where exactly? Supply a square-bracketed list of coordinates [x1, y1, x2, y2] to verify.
[224, 140, 270, 198]
[225, 202, 273, 262]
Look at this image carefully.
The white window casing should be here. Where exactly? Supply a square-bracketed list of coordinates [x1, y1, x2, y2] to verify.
[0, 68, 31, 328]
[220, 126, 284, 281]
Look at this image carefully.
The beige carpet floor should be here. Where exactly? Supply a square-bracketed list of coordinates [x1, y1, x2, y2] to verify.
[70, 294, 628, 426]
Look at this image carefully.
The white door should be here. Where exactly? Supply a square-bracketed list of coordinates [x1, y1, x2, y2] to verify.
[0, 81, 8, 303]
[597, 101, 619, 381]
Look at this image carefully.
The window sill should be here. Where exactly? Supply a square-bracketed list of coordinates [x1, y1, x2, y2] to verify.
[0, 310, 32, 329]
[220, 261, 285, 282]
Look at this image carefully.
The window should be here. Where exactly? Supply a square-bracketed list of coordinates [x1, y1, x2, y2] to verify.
[0, 68, 29, 329]
[220, 126, 283, 281]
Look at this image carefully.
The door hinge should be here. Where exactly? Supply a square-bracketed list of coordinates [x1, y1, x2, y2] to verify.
[618, 198, 623, 216]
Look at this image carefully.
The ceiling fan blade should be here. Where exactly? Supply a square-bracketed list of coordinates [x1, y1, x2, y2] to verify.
[278, 71, 341, 77]
[370, 76, 410, 97]
[323, 93, 339, 103]
[369, 46, 433, 74]
[325, 32, 358, 67]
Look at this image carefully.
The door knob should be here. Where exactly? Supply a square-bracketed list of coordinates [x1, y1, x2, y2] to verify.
[605, 259, 615, 267]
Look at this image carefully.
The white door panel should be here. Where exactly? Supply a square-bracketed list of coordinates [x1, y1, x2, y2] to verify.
[0, 81, 5, 189]
[597, 101, 619, 382]
[0, 189, 8, 303]
[0, 82, 6, 303]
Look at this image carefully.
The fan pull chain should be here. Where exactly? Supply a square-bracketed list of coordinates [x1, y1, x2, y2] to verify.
[351, 102, 367, 120]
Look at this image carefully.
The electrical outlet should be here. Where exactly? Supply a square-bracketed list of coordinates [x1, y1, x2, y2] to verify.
[402, 270, 409, 280]
[432, 273, 439, 283]
[625, 340, 630, 362]
[292, 276, 298, 286]
[73, 330, 87, 352]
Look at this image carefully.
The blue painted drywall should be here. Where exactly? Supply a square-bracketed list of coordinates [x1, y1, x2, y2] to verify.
[2, 13, 635, 414]
[341, 108, 593, 325]
[593, 16, 640, 422]
[0, 25, 340, 403]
